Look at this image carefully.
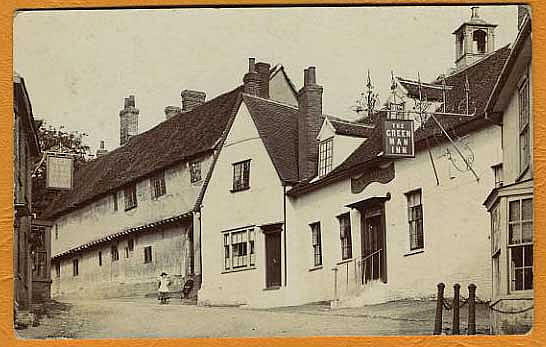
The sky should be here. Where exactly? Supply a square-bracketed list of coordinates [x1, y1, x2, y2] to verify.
[14, 5, 518, 155]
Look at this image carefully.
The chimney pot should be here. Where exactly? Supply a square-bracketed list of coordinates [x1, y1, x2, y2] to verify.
[471, 6, 479, 19]
[308, 66, 317, 85]
[303, 69, 310, 86]
[256, 61, 271, 98]
[243, 57, 260, 95]
[119, 95, 139, 146]
[96, 140, 108, 158]
[165, 105, 182, 119]
[249, 58, 256, 72]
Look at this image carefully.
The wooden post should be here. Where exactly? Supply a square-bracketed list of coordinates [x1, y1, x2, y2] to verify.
[468, 283, 477, 335]
[434, 282, 445, 335]
[452, 283, 460, 335]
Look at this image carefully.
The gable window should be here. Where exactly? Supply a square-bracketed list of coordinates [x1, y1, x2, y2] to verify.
[190, 160, 202, 183]
[151, 172, 166, 199]
[98, 251, 102, 266]
[232, 160, 251, 192]
[406, 189, 424, 251]
[319, 137, 334, 177]
[338, 213, 352, 260]
[509, 198, 533, 292]
[113, 192, 118, 211]
[111, 245, 119, 262]
[310, 222, 322, 267]
[144, 246, 153, 264]
[55, 262, 60, 278]
[124, 184, 137, 211]
[72, 259, 79, 277]
[223, 228, 255, 271]
[519, 78, 530, 175]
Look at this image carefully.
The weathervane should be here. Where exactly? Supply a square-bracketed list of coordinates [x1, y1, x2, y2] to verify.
[353, 70, 380, 119]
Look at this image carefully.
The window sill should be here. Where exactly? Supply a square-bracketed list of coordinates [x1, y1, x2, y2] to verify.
[491, 291, 534, 306]
[221, 266, 256, 274]
[230, 187, 250, 193]
[124, 205, 137, 212]
[263, 286, 281, 291]
[336, 258, 353, 265]
[404, 249, 424, 257]
[309, 265, 323, 272]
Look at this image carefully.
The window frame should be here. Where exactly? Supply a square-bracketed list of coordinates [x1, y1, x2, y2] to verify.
[231, 160, 251, 192]
[222, 227, 256, 272]
[406, 189, 424, 251]
[72, 258, 79, 277]
[310, 222, 323, 267]
[518, 76, 531, 176]
[124, 184, 138, 211]
[98, 251, 102, 266]
[150, 171, 167, 199]
[113, 192, 118, 211]
[55, 262, 60, 278]
[338, 213, 352, 260]
[144, 246, 153, 264]
[190, 160, 202, 183]
[111, 244, 119, 262]
[507, 196, 533, 293]
[318, 137, 334, 177]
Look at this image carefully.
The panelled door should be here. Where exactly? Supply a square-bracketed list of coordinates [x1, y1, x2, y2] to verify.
[361, 205, 387, 284]
[265, 231, 281, 288]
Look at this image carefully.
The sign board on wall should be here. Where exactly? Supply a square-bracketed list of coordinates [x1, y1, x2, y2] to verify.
[46, 154, 74, 190]
[383, 119, 415, 158]
[351, 162, 395, 194]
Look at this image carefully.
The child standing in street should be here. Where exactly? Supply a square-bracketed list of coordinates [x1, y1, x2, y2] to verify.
[158, 272, 170, 304]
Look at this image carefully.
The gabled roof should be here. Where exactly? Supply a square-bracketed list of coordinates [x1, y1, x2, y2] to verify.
[14, 74, 41, 157]
[43, 86, 243, 219]
[242, 94, 303, 183]
[288, 45, 512, 197]
[326, 116, 374, 138]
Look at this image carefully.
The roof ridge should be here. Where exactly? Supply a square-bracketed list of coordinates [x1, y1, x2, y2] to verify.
[242, 92, 299, 111]
[326, 115, 374, 128]
[444, 44, 511, 79]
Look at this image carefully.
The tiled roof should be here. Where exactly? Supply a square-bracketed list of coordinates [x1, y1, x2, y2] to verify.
[288, 45, 511, 197]
[397, 77, 452, 102]
[43, 86, 243, 219]
[327, 116, 374, 138]
[243, 94, 304, 183]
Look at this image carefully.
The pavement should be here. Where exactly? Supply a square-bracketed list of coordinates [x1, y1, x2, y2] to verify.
[16, 296, 491, 339]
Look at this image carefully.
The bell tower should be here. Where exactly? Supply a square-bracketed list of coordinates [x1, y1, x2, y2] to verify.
[453, 7, 497, 70]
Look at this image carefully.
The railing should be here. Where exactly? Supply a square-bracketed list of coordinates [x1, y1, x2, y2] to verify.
[358, 248, 383, 285]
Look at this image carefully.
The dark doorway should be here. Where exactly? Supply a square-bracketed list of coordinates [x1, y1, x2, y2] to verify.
[360, 205, 387, 284]
[265, 231, 281, 288]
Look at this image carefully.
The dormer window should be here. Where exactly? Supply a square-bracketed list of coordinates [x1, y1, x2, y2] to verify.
[318, 137, 333, 177]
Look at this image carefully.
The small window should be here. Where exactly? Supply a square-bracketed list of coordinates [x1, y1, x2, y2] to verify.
[144, 246, 152, 263]
[125, 247, 129, 258]
[111, 245, 119, 262]
[406, 189, 424, 251]
[113, 192, 118, 211]
[128, 238, 134, 251]
[55, 224, 58, 240]
[190, 160, 202, 183]
[151, 171, 166, 199]
[492, 163, 503, 188]
[55, 262, 60, 278]
[98, 251, 102, 266]
[72, 259, 79, 277]
[472, 29, 487, 54]
[232, 160, 251, 192]
[124, 184, 137, 211]
[509, 198, 533, 292]
[318, 138, 334, 177]
[519, 78, 530, 174]
[338, 213, 352, 260]
[310, 222, 322, 266]
[223, 228, 255, 271]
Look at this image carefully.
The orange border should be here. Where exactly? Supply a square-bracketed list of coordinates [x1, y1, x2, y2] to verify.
[1, 1, 544, 346]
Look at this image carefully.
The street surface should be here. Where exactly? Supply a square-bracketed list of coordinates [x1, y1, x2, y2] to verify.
[17, 297, 490, 339]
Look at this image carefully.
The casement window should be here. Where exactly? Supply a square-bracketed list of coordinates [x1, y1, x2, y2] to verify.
[519, 78, 530, 174]
[492, 163, 503, 188]
[113, 192, 118, 211]
[232, 160, 251, 192]
[128, 238, 134, 252]
[124, 184, 137, 211]
[72, 259, 79, 277]
[223, 228, 255, 271]
[190, 160, 202, 183]
[151, 171, 166, 199]
[318, 138, 334, 177]
[98, 251, 102, 266]
[144, 246, 152, 264]
[338, 213, 352, 260]
[310, 222, 322, 266]
[111, 245, 119, 262]
[491, 205, 501, 255]
[406, 189, 424, 251]
[509, 198, 533, 292]
[55, 262, 60, 278]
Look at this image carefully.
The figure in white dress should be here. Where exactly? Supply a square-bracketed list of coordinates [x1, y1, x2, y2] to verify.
[158, 272, 170, 304]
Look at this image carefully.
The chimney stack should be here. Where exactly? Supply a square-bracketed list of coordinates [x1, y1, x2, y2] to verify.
[164, 106, 182, 120]
[256, 62, 271, 98]
[119, 95, 139, 146]
[181, 90, 206, 112]
[297, 66, 323, 180]
[96, 140, 108, 158]
[243, 58, 261, 95]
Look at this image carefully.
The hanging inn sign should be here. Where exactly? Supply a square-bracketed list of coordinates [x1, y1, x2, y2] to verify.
[351, 162, 395, 194]
[383, 119, 415, 158]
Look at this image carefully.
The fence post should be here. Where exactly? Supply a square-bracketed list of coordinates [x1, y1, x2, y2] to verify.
[452, 283, 460, 335]
[467, 283, 476, 335]
[434, 282, 445, 335]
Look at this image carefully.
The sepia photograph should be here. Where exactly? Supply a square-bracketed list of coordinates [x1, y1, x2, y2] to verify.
[12, 4, 533, 339]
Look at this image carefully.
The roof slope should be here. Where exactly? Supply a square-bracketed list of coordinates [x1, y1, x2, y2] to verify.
[397, 76, 452, 102]
[327, 116, 374, 138]
[44, 86, 242, 219]
[242, 94, 303, 183]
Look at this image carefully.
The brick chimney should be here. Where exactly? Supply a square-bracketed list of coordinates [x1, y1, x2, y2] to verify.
[256, 62, 271, 99]
[297, 66, 323, 181]
[165, 105, 182, 120]
[181, 90, 206, 112]
[243, 58, 260, 95]
[96, 140, 108, 158]
[119, 95, 139, 146]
